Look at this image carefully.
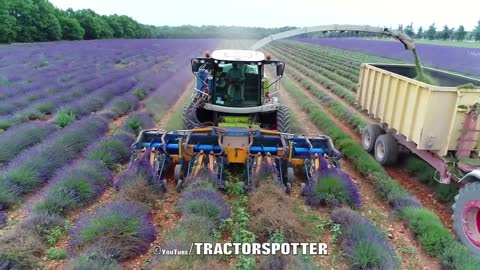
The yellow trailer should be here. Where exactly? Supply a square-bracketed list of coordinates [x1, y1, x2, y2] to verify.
[357, 63, 480, 157]
[356, 63, 480, 256]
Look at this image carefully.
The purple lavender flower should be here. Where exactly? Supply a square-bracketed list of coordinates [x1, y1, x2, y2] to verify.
[69, 201, 155, 262]
[304, 158, 361, 209]
[179, 189, 231, 223]
[0, 210, 7, 228]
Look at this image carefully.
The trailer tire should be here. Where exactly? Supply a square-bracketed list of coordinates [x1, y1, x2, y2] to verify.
[277, 106, 291, 133]
[362, 124, 382, 153]
[176, 180, 183, 192]
[374, 134, 398, 165]
[183, 103, 197, 130]
[300, 183, 306, 196]
[452, 182, 480, 256]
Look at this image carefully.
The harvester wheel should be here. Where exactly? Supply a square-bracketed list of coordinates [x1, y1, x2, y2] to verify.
[287, 167, 294, 184]
[183, 103, 197, 130]
[374, 134, 398, 165]
[174, 164, 183, 181]
[300, 183, 306, 196]
[176, 180, 183, 192]
[452, 182, 480, 256]
[276, 105, 291, 133]
[362, 124, 382, 153]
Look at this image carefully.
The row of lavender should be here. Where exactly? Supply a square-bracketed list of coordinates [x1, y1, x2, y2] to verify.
[297, 38, 480, 77]
[0, 39, 215, 130]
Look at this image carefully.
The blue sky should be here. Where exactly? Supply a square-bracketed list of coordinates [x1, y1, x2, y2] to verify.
[50, 0, 480, 30]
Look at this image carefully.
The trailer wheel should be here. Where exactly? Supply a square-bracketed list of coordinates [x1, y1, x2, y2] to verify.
[277, 106, 291, 133]
[452, 182, 480, 256]
[374, 134, 398, 165]
[362, 124, 382, 153]
[300, 183, 306, 196]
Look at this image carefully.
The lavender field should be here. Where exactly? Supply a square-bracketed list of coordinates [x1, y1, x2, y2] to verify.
[298, 38, 480, 76]
[0, 39, 218, 269]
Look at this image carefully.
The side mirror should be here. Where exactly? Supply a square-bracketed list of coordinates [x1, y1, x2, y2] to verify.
[276, 62, 285, 77]
[191, 58, 203, 73]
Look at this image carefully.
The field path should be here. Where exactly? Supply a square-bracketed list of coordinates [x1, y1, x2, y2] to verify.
[278, 74, 442, 270]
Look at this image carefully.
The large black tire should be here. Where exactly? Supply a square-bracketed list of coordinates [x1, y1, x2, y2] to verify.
[277, 105, 291, 133]
[374, 134, 398, 165]
[362, 124, 382, 153]
[452, 182, 480, 256]
[183, 102, 196, 130]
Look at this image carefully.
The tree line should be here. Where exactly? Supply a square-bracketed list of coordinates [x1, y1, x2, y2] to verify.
[401, 22, 480, 41]
[307, 21, 480, 42]
[0, 0, 295, 43]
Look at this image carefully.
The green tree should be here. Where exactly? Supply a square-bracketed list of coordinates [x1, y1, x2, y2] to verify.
[426, 23, 436, 40]
[454, 25, 466, 41]
[0, 0, 17, 43]
[404, 23, 415, 37]
[416, 26, 424, 39]
[105, 15, 124, 38]
[58, 15, 84, 40]
[474, 20, 480, 41]
[8, 0, 61, 42]
[439, 25, 454, 40]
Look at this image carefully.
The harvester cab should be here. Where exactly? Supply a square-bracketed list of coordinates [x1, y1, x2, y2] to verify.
[185, 50, 289, 132]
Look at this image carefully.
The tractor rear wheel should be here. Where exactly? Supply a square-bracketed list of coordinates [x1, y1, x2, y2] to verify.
[374, 134, 398, 165]
[362, 124, 382, 153]
[452, 182, 480, 256]
[183, 102, 196, 130]
[277, 105, 291, 133]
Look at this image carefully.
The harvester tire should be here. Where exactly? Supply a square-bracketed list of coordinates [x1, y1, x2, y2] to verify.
[183, 103, 197, 130]
[174, 164, 183, 181]
[277, 106, 291, 133]
[362, 124, 382, 153]
[374, 134, 398, 165]
[452, 182, 480, 256]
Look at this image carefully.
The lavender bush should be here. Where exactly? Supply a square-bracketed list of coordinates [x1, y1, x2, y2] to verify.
[303, 159, 361, 209]
[331, 207, 400, 269]
[0, 122, 56, 163]
[32, 160, 112, 216]
[85, 134, 133, 170]
[0, 115, 109, 209]
[69, 201, 155, 262]
[179, 189, 231, 224]
[121, 112, 155, 135]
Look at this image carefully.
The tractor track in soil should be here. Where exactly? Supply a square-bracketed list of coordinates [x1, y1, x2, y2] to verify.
[278, 75, 442, 269]
[283, 63, 454, 232]
[45, 81, 194, 270]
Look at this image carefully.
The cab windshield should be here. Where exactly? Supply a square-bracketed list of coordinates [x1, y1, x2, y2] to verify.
[213, 62, 260, 107]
